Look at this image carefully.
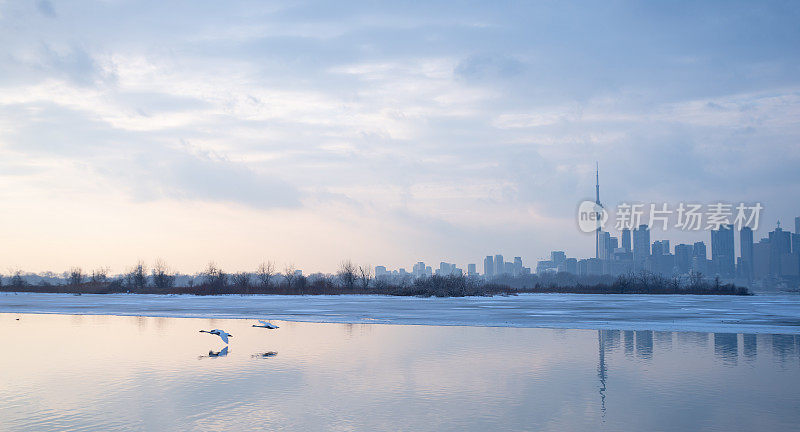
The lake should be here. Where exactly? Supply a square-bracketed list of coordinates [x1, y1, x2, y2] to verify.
[2, 312, 799, 431]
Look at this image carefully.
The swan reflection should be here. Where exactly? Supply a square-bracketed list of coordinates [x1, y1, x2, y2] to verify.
[199, 346, 229, 359]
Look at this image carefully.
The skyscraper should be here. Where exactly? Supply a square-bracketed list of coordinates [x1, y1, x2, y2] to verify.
[621, 228, 631, 253]
[711, 224, 735, 278]
[796, 216, 800, 234]
[675, 244, 693, 274]
[740, 226, 754, 280]
[768, 222, 791, 277]
[494, 254, 504, 276]
[513, 257, 523, 276]
[633, 224, 650, 271]
[467, 263, 477, 276]
[484, 255, 494, 278]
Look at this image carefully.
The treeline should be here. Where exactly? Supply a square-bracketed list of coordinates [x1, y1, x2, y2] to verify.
[0, 260, 750, 297]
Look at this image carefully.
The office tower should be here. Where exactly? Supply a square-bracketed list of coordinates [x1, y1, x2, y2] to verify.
[753, 239, 771, 279]
[693, 241, 707, 259]
[607, 236, 618, 260]
[711, 224, 735, 278]
[375, 266, 387, 278]
[651, 240, 669, 256]
[691, 241, 707, 274]
[598, 231, 611, 260]
[513, 257, 523, 276]
[791, 233, 800, 277]
[484, 256, 494, 278]
[621, 228, 631, 253]
[796, 216, 800, 234]
[494, 254, 504, 275]
[413, 262, 426, 278]
[768, 222, 791, 277]
[467, 263, 477, 276]
[675, 244, 693, 274]
[551, 251, 567, 267]
[740, 226, 754, 280]
[633, 224, 650, 270]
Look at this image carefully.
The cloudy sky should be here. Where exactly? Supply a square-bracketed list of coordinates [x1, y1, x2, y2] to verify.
[1, 0, 799, 274]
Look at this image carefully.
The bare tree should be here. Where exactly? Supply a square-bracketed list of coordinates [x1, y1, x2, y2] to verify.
[10, 268, 26, 288]
[126, 261, 148, 291]
[68, 267, 84, 287]
[231, 272, 251, 292]
[152, 259, 175, 291]
[358, 264, 373, 291]
[203, 262, 228, 293]
[283, 264, 297, 290]
[337, 260, 357, 290]
[256, 261, 275, 289]
[90, 267, 109, 284]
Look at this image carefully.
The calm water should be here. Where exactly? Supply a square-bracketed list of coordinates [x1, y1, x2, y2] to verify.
[2, 313, 799, 431]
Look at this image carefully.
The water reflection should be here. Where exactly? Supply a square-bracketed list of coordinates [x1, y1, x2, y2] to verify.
[743, 334, 757, 362]
[199, 346, 229, 359]
[714, 333, 739, 365]
[2, 313, 799, 432]
[635, 330, 653, 360]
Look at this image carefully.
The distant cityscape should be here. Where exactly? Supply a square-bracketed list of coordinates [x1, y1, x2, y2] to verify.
[367, 217, 800, 290]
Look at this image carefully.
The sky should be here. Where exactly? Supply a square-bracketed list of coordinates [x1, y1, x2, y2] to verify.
[1, 0, 799, 274]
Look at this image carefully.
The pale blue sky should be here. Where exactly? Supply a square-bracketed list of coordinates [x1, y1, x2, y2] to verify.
[0, 0, 798, 272]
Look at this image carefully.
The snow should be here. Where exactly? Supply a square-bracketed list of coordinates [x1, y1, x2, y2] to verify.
[1, 292, 799, 333]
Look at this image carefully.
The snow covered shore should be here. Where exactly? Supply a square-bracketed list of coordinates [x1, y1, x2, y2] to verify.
[1, 292, 799, 333]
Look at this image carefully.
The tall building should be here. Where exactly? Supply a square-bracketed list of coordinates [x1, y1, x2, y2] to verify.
[621, 228, 631, 253]
[484, 256, 494, 278]
[796, 216, 800, 234]
[513, 257, 523, 276]
[692, 241, 707, 274]
[740, 226, 754, 280]
[598, 230, 611, 260]
[467, 263, 477, 276]
[652, 240, 669, 256]
[494, 254, 504, 276]
[675, 244, 693, 274]
[693, 241, 707, 260]
[753, 239, 771, 280]
[413, 261, 426, 279]
[633, 224, 650, 271]
[551, 251, 567, 267]
[711, 224, 735, 278]
[768, 222, 791, 277]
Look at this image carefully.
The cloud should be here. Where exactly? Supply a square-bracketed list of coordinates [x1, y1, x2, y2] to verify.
[36, 0, 56, 18]
[0, 0, 799, 269]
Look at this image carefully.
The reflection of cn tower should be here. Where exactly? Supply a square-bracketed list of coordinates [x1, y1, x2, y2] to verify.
[597, 330, 608, 418]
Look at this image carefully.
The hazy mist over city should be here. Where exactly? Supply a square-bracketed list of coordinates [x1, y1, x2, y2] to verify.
[1, 1, 799, 274]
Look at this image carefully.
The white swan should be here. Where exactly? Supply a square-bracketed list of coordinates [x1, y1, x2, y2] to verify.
[252, 320, 279, 329]
[199, 329, 233, 344]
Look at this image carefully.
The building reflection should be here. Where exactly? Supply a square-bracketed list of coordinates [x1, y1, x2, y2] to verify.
[714, 333, 738, 365]
[770, 334, 799, 364]
[623, 330, 634, 357]
[635, 330, 653, 360]
[742, 334, 757, 362]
